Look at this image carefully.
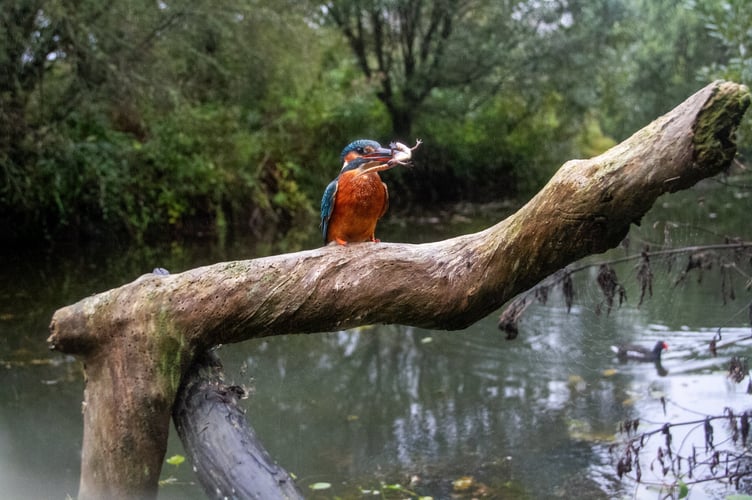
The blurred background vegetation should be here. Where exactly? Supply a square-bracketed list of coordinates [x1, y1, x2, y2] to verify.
[1, 0, 749, 248]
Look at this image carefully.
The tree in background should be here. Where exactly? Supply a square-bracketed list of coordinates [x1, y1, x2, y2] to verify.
[0, 0, 746, 247]
[594, 0, 727, 141]
[0, 1, 319, 244]
[320, 0, 588, 139]
[319, 0, 623, 198]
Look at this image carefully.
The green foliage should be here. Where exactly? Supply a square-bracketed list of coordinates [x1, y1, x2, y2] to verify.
[594, 0, 727, 140]
[576, 114, 618, 158]
[688, 0, 752, 155]
[0, 0, 319, 244]
[134, 102, 315, 240]
[4, 101, 313, 243]
[412, 89, 585, 199]
[138, 105, 253, 235]
[1, 0, 749, 247]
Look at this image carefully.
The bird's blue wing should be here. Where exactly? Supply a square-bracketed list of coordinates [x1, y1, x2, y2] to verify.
[320, 178, 338, 243]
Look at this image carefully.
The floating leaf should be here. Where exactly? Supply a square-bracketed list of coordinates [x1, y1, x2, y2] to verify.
[420, 337, 433, 344]
[452, 476, 475, 492]
[602, 368, 618, 377]
[567, 374, 586, 392]
[309, 482, 331, 491]
[678, 480, 689, 498]
[166, 454, 185, 466]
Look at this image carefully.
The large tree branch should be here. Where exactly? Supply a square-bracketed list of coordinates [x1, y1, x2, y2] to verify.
[47, 80, 749, 499]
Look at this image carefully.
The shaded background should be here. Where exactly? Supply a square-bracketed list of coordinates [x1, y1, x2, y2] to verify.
[1, 0, 750, 247]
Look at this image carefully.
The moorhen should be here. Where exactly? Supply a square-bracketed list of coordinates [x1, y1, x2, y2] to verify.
[611, 341, 668, 362]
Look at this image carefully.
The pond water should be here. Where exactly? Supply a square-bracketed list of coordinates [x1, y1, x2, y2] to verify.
[1, 177, 751, 499]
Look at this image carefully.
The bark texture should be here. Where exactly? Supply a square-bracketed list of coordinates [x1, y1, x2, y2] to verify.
[47, 80, 750, 499]
[173, 350, 304, 499]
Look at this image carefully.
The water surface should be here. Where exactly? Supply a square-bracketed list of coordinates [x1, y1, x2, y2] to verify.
[1, 179, 751, 499]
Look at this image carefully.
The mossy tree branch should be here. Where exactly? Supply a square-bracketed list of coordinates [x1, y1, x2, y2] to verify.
[47, 80, 749, 499]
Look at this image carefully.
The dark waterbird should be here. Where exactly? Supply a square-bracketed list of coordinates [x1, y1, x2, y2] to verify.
[611, 341, 668, 362]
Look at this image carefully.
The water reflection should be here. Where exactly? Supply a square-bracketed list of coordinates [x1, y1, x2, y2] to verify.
[214, 308, 634, 497]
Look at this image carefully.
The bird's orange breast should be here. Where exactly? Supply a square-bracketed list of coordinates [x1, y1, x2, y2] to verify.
[326, 171, 388, 244]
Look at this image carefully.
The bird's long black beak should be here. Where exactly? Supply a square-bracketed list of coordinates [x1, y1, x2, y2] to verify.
[357, 146, 398, 175]
[362, 146, 394, 161]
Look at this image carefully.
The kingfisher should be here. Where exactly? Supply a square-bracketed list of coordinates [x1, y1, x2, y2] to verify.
[320, 139, 397, 245]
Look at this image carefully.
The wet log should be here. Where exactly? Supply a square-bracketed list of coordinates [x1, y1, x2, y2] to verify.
[47, 80, 749, 499]
[173, 350, 304, 500]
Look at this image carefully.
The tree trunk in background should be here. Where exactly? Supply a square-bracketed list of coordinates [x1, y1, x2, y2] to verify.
[47, 80, 750, 499]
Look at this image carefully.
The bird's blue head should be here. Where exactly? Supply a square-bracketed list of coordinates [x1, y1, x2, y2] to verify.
[340, 139, 393, 168]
